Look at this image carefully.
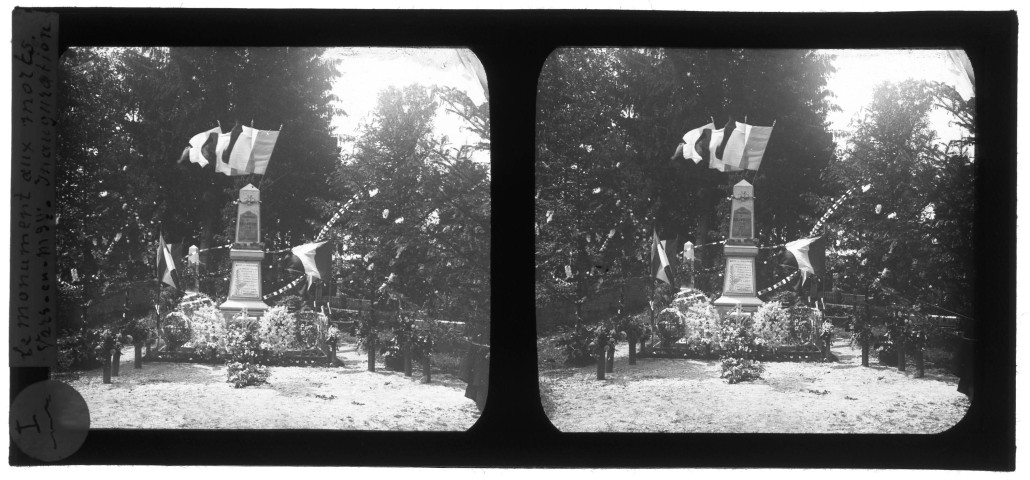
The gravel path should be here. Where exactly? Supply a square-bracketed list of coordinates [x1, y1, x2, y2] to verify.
[538, 339, 970, 433]
[57, 342, 480, 430]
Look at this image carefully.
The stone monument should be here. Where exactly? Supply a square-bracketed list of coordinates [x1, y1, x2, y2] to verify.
[220, 184, 269, 319]
[713, 180, 763, 314]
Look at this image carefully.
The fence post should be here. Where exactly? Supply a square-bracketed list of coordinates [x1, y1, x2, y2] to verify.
[861, 342, 869, 367]
[102, 350, 112, 384]
[896, 338, 906, 372]
[422, 354, 431, 384]
[605, 344, 615, 373]
[367, 335, 376, 372]
[112, 348, 121, 376]
[134, 343, 143, 369]
[404, 344, 413, 377]
[914, 348, 924, 378]
[596, 342, 606, 380]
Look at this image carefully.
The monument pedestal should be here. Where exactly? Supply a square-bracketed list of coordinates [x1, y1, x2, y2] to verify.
[713, 180, 764, 317]
[713, 243, 764, 315]
[220, 184, 269, 320]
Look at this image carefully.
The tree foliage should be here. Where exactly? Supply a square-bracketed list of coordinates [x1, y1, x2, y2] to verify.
[57, 47, 342, 324]
[535, 48, 839, 319]
[330, 84, 490, 335]
[824, 80, 975, 316]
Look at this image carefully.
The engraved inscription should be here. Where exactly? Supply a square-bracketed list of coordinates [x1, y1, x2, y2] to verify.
[237, 211, 258, 243]
[724, 258, 754, 294]
[230, 262, 260, 298]
[730, 207, 752, 239]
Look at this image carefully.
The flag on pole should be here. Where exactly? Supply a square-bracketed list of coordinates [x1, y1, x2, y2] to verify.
[651, 230, 672, 285]
[677, 119, 773, 171]
[249, 128, 280, 175]
[180, 127, 221, 167]
[721, 121, 775, 171]
[678, 122, 715, 164]
[289, 241, 334, 290]
[228, 125, 256, 173]
[784, 236, 826, 283]
[666, 235, 680, 274]
[183, 123, 281, 176]
[213, 126, 235, 175]
[156, 233, 181, 289]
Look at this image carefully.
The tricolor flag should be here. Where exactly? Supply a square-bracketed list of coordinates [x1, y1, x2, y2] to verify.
[156, 233, 182, 289]
[229, 126, 280, 175]
[289, 240, 334, 290]
[676, 119, 774, 172]
[179, 126, 221, 167]
[721, 121, 774, 171]
[179, 124, 280, 176]
[677, 121, 733, 171]
[651, 230, 672, 285]
[678, 122, 715, 164]
[784, 236, 826, 283]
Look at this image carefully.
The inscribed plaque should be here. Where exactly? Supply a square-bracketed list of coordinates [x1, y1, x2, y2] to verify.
[230, 262, 261, 298]
[724, 257, 754, 294]
[731, 207, 753, 239]
[237, 211, 259, 243]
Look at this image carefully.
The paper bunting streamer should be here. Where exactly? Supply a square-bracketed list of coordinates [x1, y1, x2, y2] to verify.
[758, 182, 870, 297]
[263, 275, 306, 301]
[315, 194, 359, 242]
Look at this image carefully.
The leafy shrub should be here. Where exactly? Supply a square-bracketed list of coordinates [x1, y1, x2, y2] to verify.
[295, 311, 327, 350]
[819, 320, 835, 343]
[658, 289, 721, 356]
[161, 311, 192, 351]
[355, 311, 385, 352]
[849, 312, 875, 348]
[121, 314, 155, 347]
[589, 319, 622, 354]
[259, 306, 297, 357]
[753, 301, 790, 355]
[226, 361, 270, 388]
[718, 309, 758, 359]
[785, 304, 821, 345]
[56, 327, 104, 371]
[537, 334, 568, 368]
[277, 295, 304, 312]
[720, 357, 765, 384]
[186, 305, 227, 361]
[555, 323, 597, 366]
[224, 316, 272, 387]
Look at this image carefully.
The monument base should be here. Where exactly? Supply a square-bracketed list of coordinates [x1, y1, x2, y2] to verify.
[713, 295, 764, 317]
[220, 298, 269, 321]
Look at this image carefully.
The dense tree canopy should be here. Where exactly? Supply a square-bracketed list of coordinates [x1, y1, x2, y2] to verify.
[329, 84, 491, 335]
[57, 47, 342, 323]
[824, 80, 975, 316]
[535, 48, 839, 319]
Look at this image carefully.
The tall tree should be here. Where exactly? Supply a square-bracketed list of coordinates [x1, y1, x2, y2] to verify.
[535, 48, 839, 321]
[824, 80, 975, 316]
[56, 47, 342, 321]
[330, 84, 490, 334]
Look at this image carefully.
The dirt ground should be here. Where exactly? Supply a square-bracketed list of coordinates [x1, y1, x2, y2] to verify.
[538, 339, 970, 433]
[56, 341, 480, 430]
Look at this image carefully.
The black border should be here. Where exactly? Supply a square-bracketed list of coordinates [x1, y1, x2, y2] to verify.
[9, 8, 1016, 469]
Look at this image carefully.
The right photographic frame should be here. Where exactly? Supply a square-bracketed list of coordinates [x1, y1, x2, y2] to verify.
[535, 48, 980, 434]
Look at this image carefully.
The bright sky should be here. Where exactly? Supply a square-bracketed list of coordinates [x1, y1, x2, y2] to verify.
[821, 49, 974, 152]
[325, 47, 488, 162]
